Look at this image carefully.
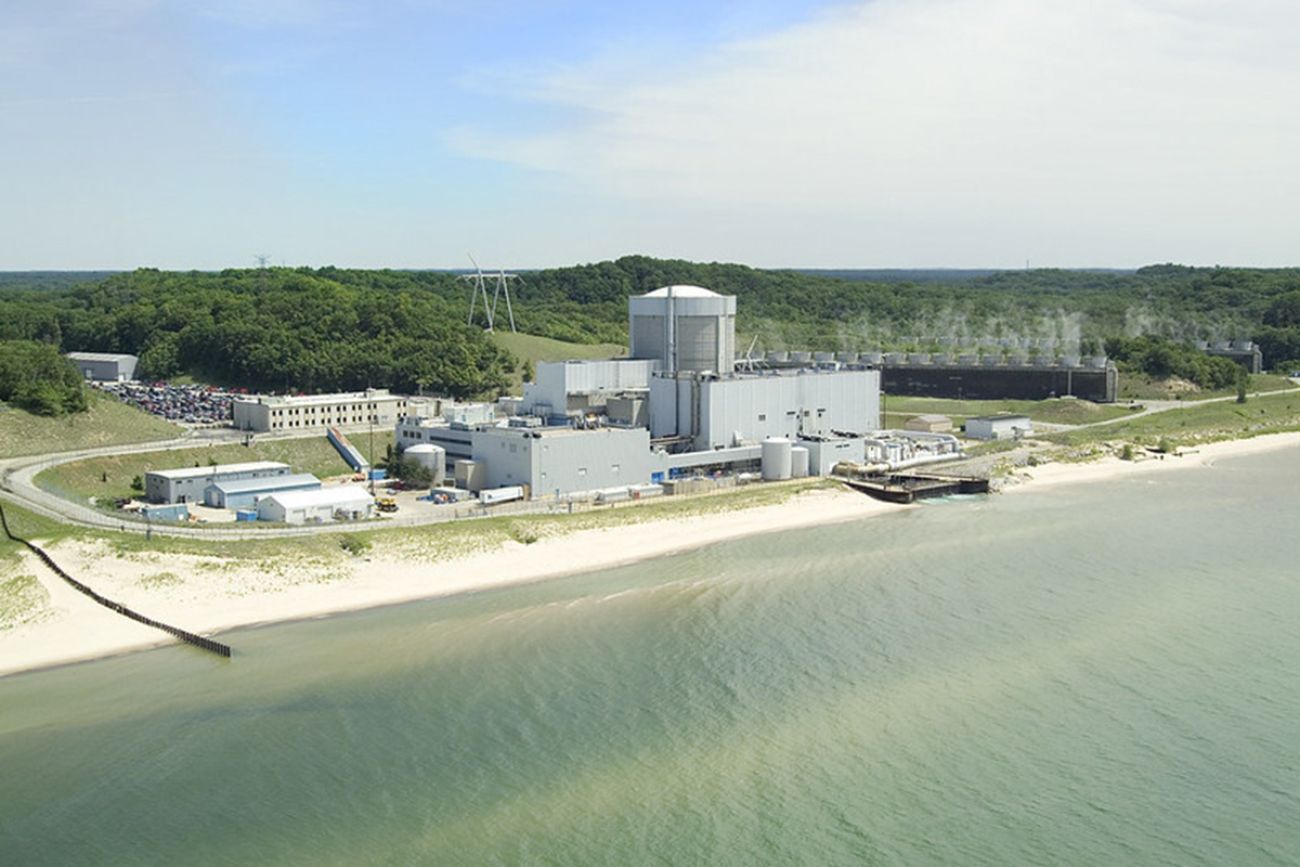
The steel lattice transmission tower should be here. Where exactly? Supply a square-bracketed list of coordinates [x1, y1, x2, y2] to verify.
[459, 253, 519, 333]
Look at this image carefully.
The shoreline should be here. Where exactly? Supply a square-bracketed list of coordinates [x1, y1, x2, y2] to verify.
[4, 430, 1300, 679]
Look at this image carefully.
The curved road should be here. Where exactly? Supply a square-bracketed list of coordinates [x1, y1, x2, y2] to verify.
[0, 427, 551, 540]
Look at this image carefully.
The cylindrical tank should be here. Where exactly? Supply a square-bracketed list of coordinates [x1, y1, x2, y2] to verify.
[790, 446, 810, 479]
[883, 352, 906, 365]
[1088, 355, 1109, 369]
[1061, 354, 1082, 368]
[958, 353, 978, 365]
[932, 353, 952, 365]
[628, 285, 737, 374]
[406, 443, 446, 485]
[790, 351, 812, 364]
[836, 351, 859, 363]
[761, 437, 793, 481]
[766, 350, 789, 363]
[908, 352, 931, 365]
[813, 351, 835, 364]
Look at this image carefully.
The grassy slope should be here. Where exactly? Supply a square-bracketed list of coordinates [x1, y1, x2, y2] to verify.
[1117, 372, 1295, 401]
[0, 393, 181, 459]
[1044, 391, 1300, 448]
[34, 431, 396, 506]
[491, 332, 626, 393]
[882, 396, 1138, 427]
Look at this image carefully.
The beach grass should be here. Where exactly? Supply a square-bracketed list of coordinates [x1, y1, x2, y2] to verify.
[0, 392, 181, 459]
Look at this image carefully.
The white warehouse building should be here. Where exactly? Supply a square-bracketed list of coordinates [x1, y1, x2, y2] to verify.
[66, 352, 138, 382]
[256, 487, 375, 524]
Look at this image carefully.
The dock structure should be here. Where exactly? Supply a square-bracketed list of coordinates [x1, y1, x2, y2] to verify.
[839, 473, 989, 504]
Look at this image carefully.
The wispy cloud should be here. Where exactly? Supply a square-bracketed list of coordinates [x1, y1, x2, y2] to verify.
[448, 0, 1300, 243]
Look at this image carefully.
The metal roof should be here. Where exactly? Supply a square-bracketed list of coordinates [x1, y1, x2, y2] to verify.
[208, 473, 320, 494]
[260, 487, 374, 509]
[148, 461, 289, 480]
[65, 352, 138, 362]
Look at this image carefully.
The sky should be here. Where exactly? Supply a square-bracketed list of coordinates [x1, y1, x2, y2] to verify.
[2, 0, 1298, 270]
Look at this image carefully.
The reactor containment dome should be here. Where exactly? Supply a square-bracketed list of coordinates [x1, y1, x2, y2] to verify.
[629, 285, 736, 375]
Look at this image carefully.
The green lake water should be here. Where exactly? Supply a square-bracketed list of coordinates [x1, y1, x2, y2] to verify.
[2, 448, 1299, 865]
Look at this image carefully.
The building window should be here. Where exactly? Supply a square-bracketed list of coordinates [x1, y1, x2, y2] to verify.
[758, 414, 766, 422]
[611, 464, 620, 473]
[578, 467, 587, 476]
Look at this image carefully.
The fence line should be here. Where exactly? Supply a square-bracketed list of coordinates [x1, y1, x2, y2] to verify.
[0, 503, 231, 659]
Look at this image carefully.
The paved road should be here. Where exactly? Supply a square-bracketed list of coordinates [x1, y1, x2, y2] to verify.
[0, 427, 564, 540]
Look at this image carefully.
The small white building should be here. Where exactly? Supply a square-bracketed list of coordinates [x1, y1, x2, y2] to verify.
[66, 352, 137, 382]
[256, 487, 375, 524]
[964, 414, 1032, 441]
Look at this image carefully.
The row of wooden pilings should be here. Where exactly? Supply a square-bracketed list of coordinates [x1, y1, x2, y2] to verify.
[0, 502, 231, 659]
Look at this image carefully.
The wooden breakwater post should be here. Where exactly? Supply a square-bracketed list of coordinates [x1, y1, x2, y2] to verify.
[0, 503, 231, 659]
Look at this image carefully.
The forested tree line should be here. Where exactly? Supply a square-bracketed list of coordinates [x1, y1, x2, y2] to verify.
[2, 259, 1299, 406]
[0, 340, 87, 415]
[0, 269, 515, 398]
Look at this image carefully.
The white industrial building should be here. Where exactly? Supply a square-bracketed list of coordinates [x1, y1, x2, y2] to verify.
[964, 414, 1032, 441]
[649, 368, 879, 450]
[470, 425, 653, 496]
[203, 473, 322, 509]
[232, 389, 407, 433]
[256, 487, 374, 524]
[520, 359, 657, 418]
[146, 461, 291, 504]
[66, 352, 137, 382]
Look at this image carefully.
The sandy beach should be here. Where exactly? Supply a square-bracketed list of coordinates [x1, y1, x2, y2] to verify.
[4, 430, 1300, 678]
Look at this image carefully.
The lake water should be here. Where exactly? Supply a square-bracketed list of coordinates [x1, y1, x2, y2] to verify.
[2, 449, 1299, 866]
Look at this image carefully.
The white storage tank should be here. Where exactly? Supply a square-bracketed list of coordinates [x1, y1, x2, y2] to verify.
[404, 443, 446, 486]
[761, 437, 793, 481]
[790, 446, 810, 479]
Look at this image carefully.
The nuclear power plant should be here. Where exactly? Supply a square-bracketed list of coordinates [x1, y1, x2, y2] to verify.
[392, 285, 941, 500]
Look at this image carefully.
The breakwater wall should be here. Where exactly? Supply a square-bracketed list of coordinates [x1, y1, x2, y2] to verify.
[0, 503, 231, 659]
